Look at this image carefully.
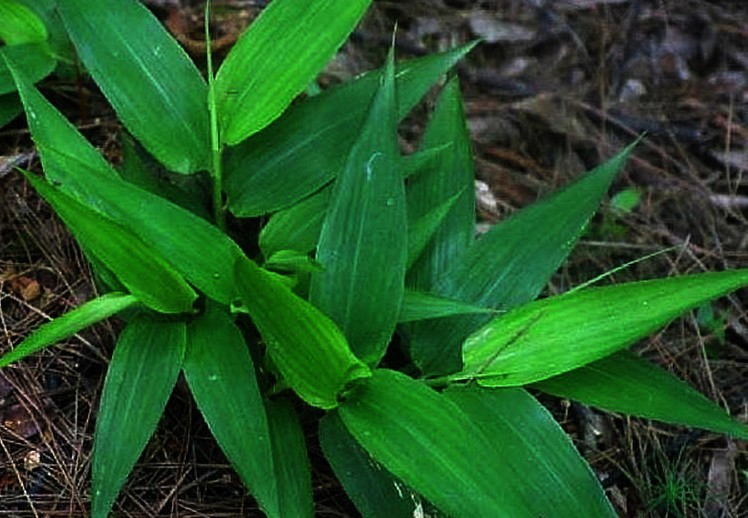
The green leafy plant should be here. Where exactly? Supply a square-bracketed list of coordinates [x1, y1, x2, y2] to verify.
[2, 0, 747, 516]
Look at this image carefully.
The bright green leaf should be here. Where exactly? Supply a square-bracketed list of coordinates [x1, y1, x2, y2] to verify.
[91, 317, 185, 518]
[234, 258, 370, 409]
[460, 269, 748, 386]
[310, 52, 406, 366]
[58, 0, 209, 173]
[216, 0, 371, 145]
[224, 42, 477, 216]
[8, 64, 244, 304]
[339, 369, 563, 516]
[183, 307, 278, 516]
[0, 293, 137, 368]
[265, 398, 314, 518]
[534, 351, 748, 439]
[320, 412, 419, 518]
[23, 172, 197, 314]
[0, 0, 47, 45]
[411, 143, 636, 375]
[399, 290, 494, 323]
[443, 385, 615, 517]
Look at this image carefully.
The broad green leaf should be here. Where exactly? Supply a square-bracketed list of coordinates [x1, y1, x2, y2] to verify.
[534, 351, 748, 439]
[320, 412, 418, 518]
[406, 76, 475, 291]
[8, 64, 244, 303]
[399, 290, 494, 323]
[310, 52, 406, 366]
[0, 293, 137, 368]
[183, 307, 278, 516]
[0, 43, 54, 95]
[216, 0, 371, 145]
[58, 0, 209, 173]
[443, 385, 615, 517]
[411, 143, 635, 375]
[0, 0, 47, 44]
[460, 269, 748, 386]
[234, 258, 371, 409]
[0, 92, 22, 127]
[24, 172, 197, 314]
[339, 369, 552, 516]
[265, 398, 314, 518]
[92, 317, 185, 518]
[224, 43, 477, 216]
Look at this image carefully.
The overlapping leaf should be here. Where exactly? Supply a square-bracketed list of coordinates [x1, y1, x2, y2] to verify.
[310, 51, 406, 366]
[235, 258, 370, 409]
[410, 143, 636, 375]
[0, 293, 138, 367]
[224, 43, 477, 216]
[58, 0, 209, 173]
[320, 413, 418, 517]
[8, 61, 244, 304]
[399, 290, 493, 323]
[92, 317, 185, 518]
[339, 369, 610, 516]
[534, 351, 748, 438]
[460, 270, 748, 386]
[0, 43, 54, 95]
[24, 172, 197, 314]
[0, 0, 47, 44]
[183, 307, 278, 515]
[216, 0, 372, 145]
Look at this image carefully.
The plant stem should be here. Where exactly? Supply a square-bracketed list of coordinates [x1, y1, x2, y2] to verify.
[205, 1, 225, 230]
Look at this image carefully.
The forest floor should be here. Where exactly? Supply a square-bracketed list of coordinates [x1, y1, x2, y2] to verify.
[1, 0, 747, 516]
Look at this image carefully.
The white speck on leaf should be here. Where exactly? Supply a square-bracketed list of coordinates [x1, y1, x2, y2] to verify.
[365, 152, 383, 181]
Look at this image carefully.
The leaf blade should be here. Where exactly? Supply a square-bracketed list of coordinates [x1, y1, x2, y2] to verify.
[310, 52, 406, 365]
[58, 0, 209, 173]
[461, 270, 748, 386]
[0, 293, 138, 368]
[533, 351, 748, 439]
[92, 317, 185, 517]
[216, 0, 372, 144]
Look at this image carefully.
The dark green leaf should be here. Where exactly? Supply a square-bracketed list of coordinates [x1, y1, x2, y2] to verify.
[534, 351, 748, 439]
[443, 385, 615, 517]
[259, 187, 331, 260]
[58, 0, 209, 173]
[183, 307, 278, 515]
[8, 64, 244, 303]
[407, 189, 464, 270]
[0, 293, 138, 367]
[411, 143, 635, 375]
[234, 258, 370, 409]
[265, 398, 314, 517]
[310, 52, 406, 366]
[264, 250, 322, 274]
[216, 0, 371, 145]
[399, 290, 494, 323]
[224, 43, 477, 216]
[320, 412, 418, 518]
[0, 92, 22, 127]
[460, 270, 748, 386]
[92, 317, 184, 518]
[24, 172, 197, 314]
[339, 369, 533, 516]
[406, 76, 475, 291]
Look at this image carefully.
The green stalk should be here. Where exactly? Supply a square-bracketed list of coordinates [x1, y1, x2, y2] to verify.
[205, 1, 225, 230]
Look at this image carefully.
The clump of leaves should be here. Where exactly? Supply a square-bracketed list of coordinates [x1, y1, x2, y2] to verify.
[1, 0, 747, 516]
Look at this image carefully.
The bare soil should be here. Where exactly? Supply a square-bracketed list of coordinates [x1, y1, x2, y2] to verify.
[1, 0, 747, 516]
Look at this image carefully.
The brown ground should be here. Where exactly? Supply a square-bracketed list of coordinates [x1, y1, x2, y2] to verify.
[1, 0, 747, 516]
